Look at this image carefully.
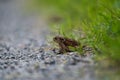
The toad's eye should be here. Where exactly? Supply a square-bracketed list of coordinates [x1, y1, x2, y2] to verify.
[53, 37, 59, 41]
[60, 38, 65, 42]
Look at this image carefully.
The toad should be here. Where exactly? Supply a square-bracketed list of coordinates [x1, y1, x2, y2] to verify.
[53, 36, 80, 53]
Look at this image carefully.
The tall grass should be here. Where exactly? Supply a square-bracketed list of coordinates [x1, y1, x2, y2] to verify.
[30, 0, 120, 63]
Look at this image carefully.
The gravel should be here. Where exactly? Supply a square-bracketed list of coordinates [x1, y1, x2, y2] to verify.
[0, 0, 95, 80]
[0, 43, 95, 80]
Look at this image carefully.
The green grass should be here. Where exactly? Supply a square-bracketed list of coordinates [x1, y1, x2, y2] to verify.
[29, 0, 120, 63]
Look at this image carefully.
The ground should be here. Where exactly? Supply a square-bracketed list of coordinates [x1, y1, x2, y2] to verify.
[0, 0, 97, 80]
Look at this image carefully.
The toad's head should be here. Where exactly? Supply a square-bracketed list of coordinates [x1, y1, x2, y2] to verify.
[53, 36, 65, 43]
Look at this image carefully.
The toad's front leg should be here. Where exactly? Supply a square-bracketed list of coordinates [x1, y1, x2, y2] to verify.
[59, 43, 71, 53]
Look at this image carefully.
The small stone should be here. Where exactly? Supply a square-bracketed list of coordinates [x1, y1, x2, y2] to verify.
[44, 58, 55, 65]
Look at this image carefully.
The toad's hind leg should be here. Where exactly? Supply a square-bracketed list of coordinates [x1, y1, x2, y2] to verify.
[59, 43, 70, 53]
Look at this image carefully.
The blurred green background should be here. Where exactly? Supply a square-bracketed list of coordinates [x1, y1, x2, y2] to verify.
[28, 0, 120, 64]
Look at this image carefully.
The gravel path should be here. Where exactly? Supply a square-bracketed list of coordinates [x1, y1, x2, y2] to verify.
[0, 0, 95, 80]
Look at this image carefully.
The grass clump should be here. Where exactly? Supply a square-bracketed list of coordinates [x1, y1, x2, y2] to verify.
[29, 0, 120, 63]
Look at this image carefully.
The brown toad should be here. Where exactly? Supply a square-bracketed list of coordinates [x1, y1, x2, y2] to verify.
[53, 36, 80, 53]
